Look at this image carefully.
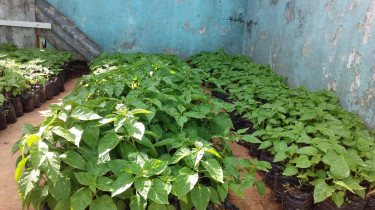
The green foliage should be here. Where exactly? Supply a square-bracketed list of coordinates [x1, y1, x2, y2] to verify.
[188, 49, 375, 207]
[14, 52, 268, 209]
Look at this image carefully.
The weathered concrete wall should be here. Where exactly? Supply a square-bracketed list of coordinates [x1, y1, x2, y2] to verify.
[244, 0, 375, 129]
[0, 0, 36, 48]
[47, 0, 249, 58]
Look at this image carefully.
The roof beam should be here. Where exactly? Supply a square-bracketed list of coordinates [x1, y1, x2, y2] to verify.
[0, 20, 51, 29]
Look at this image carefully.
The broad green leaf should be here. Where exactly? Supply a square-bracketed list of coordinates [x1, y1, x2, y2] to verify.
[61, 151, 86, 170]
[71, 106, 102, 120]
[229, 183, 244, 198]
[331, 191, 345, 208]
[132, 122, 145, 140]
[313, 182, 334, 203]
[134, 177, 152, 200]
[258, 140, 272, 149]
[296, 146, 318, 156]
[274, 152, 287, 162]
[21, 124, 35, 135]
[330, 156, 350, 179]
[82, 122, 100, 149]
[70, 125, 83, 146]
[111, 172, 134, 197]
[15, 158, 28, 183]
[148, 178, 169, 204]
[172, 167, 199, 198]
[129, 193, 147, 210]
[86, 157, 110, 176]
[75, 172, 96, 186]
[143, 159, 168, 175]
[31, 185, 48, 210]
[256, 181, 266, 196]
[295, 155, 312, 168]
[54, 197, 70, 210]
[98, 131, 119, 163]
[333, 181, 354, 193]
[90, 195, 117, 210]
[49, 176, 71, 200]
[190, 185, 211, 210]
[148, 203, 174, 210]
[71, 187, 92, 210]
[202, 159, 224, 183]
[241, 135, 262, 143]
[96, 176, 114, 191]
[52, 126, 74, 143]
[171, 147, 191, 164]
[208, 186, 220, 204]
[18, 169, 40, 200]
[42, 152, 60, 184]
[283, 165, 298, 176]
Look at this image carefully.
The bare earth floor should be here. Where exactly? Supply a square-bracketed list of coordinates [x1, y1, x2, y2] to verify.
[0, 74, 282, 210]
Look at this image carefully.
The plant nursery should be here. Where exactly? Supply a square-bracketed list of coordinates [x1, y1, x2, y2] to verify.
[1, 0, 375, 210]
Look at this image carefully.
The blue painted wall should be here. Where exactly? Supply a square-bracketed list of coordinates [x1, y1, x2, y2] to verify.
[47, 0, 249, 58]
[244, 0, 375, 129]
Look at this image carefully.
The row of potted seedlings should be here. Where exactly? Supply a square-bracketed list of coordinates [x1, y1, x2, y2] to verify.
[188, 49, 375, 210]
[0, 44, 75, 130]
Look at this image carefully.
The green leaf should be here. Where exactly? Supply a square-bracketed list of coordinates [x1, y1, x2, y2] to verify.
[98, 131, 119, 163]
[75, 172, 96, 186]
[129, 193, 147, 210]
[70, 125, 83, 146]
[111, 172, 134, 197]
[71, 187, 92, 210]
[274, 152, 287, 162]
[172, 167, 199, 198]
[82, 122, 100, 149]
[256, 181, 266, 196]
[283, 165, 298, 176]
[61, 151, 86, 170]
[331, 191, 345, 208]
[258, 140, 272, 149]
[15, 158, 28, 183]
[330, 156, 350, 179]
[90, 195, 117, 210]
[208, 186, 220, 204]
[131, 122, 145, 140]
[96, 176, 114, 191]
[241, 135, 262, 143]
[296, 146, 318, 156]
[148, 178, 169, 204]
[171, 147, 191, 164]
[217, 182, 228, 202]
[54, 197, 70, 210]
[190, 185, 211, 210]
[295, 155, 312, 169]
[22, 124, 35, 135]
[18, 169, 40, 200]
[86, 157, 110, 176]
[148, 203, 174, 210]
[134, 177, 152, 200]
[49, 176, 71, 200]
[143, 159, 168, 175]
[42, 152, 60, 184]
[313, 182, 334, 203]
[202, 159, 224, 183]
[71, 106, 102, 120]
[52, 126, 75, 143]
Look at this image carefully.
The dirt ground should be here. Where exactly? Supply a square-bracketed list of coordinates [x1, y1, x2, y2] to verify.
[0, 74, 282, 210]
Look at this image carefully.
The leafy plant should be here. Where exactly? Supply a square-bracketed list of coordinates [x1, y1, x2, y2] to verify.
[188, 49, 375, 207]
[13, 53, 270, 209]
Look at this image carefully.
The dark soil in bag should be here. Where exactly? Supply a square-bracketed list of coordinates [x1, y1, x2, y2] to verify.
[265, 162, 285, 190]
[21, 92, 35, 113]
[282, 184, 313, 210]
[33, 89, 41, 108]
[260, 149, 274, 163]
[36, 85, 46, 103]
[11, 96, 23, 117]
[364, 195, 375, 210]
[212, 91, 233, 103]
[274, 174, 299, 203]
[0, 105, 7, 130]
[313, 194, 367, 210]
[45, 81, 54, 100]
[57, 73, 65, 92]
[5, 101, 17, 124]
[52, 78, 59, 96]
[249, 143, 261, 158]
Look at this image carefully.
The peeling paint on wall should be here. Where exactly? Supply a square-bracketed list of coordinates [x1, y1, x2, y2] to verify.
[332, 25, 343, 46]
[358, 1, 375, 44]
